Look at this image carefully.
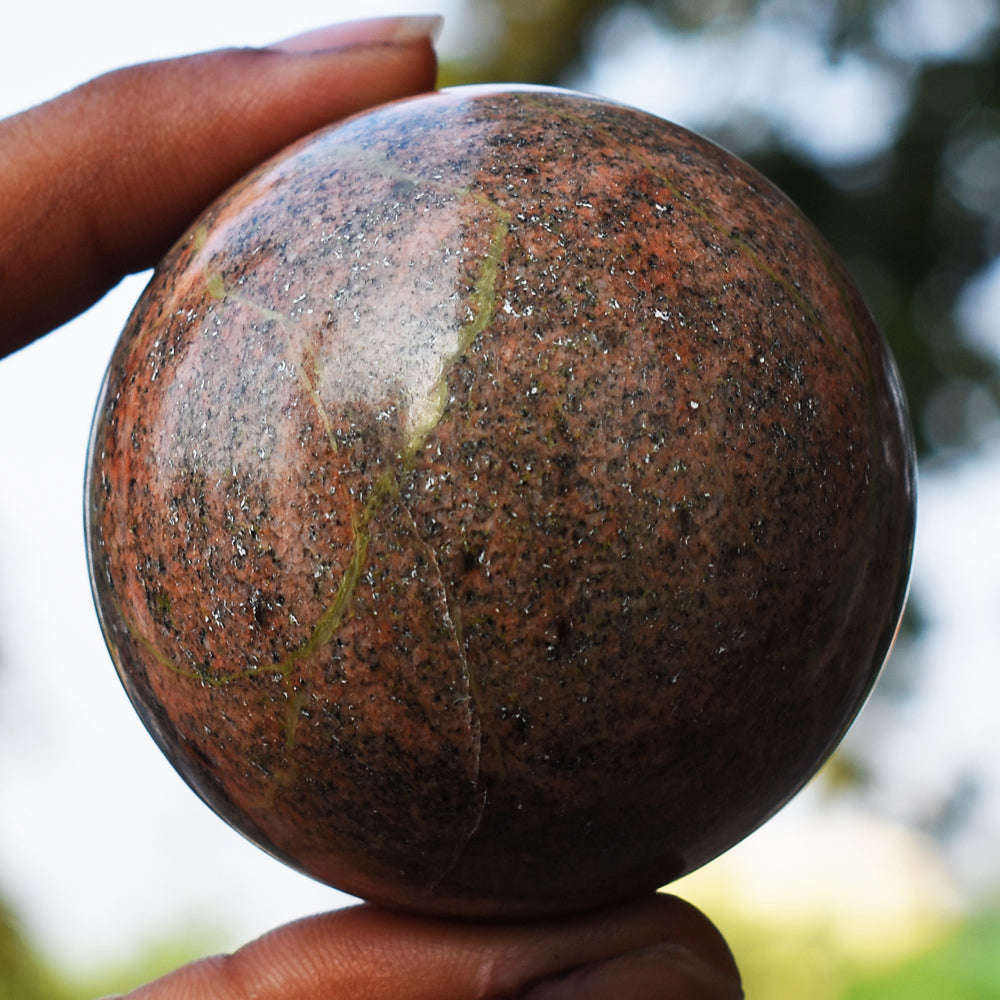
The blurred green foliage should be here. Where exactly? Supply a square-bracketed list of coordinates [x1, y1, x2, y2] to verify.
[0, 901, 77, 1000]
[442, 0, 1000, 458]
[843, 909, 1000, 999]
[0, 900, 226, 1000]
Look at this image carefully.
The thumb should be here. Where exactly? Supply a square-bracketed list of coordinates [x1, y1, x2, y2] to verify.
[0, 15, 439, 354]
[512, 941, 744, 999]
[118, 895, 741, 999]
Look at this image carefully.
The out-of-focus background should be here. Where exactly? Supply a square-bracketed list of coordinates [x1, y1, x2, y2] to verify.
[2, 1, 999, 996]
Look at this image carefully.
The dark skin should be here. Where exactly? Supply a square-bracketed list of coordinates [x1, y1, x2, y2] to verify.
[0, 18, 742, 999]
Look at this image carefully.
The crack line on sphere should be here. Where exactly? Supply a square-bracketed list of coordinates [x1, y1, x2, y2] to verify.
[392, 489, 492, 892]
[398, 490, 485, 791]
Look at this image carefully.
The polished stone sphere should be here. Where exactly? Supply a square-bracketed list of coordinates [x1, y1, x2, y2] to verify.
[86, 85, 916, 918]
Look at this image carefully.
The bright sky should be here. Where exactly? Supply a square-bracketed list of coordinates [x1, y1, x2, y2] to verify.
[2, 0, 999, 982]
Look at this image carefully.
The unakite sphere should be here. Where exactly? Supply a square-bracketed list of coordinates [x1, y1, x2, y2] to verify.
[86, 86, 915, 917]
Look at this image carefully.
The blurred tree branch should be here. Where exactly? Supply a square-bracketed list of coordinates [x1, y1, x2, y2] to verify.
[440, 0, 613, 86]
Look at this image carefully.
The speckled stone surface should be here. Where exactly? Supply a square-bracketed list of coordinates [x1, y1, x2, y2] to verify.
[86, 85, 916, 918]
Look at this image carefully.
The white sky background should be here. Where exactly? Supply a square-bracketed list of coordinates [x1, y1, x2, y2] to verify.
[1, 0, 999, 979]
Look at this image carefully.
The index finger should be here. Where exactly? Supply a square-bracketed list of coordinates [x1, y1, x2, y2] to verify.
[0, 16, 439, 355]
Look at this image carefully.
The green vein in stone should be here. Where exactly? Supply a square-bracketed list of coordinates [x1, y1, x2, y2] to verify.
[282, 193, 511, 667]
[110, 588, 244, 688]
[405, 193, 511, 457]
[110, 471, 394, 689]
[119, 189, 511, 689]
[206, 273, 226, 300]
[274, 466, 398, 676]
[275, 192, 510, 673]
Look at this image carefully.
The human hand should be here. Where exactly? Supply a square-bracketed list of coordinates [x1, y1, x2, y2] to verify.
[114, 895, 741, 999]
[0, 17, 742, 998]
[0, 14, 439, 355]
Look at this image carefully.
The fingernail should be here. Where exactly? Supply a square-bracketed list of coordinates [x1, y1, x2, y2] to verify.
[515, 943, 743, 999]
[269, 14, 444, 54]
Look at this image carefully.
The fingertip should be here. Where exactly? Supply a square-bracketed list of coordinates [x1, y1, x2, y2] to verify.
[269, 14, 445, 53]
[500, 895, 742, 999]
[0, 30, 437, 353]
[515, 942, 744, 1000]
[634, 892, 742, 986]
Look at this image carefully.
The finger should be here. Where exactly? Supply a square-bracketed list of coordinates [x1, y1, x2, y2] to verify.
[0, 15, 439, 355]
[121, 894, 741, 1000]
[514, 943, 743, 999]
